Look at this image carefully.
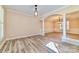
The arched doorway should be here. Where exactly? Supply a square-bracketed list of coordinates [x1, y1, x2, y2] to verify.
[44, 14, 63, 41]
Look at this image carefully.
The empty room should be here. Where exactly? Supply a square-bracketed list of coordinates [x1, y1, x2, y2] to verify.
[0, 5, 79, 53]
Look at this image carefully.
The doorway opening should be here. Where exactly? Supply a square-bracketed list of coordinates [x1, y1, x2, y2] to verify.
[44, 14, 63, 41]
[0, 6, 4, 41]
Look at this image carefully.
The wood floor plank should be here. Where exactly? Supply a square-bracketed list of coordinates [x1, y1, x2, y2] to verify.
[13, 40, 18, 53]
[0, 34, 79, 53]
[0, 41, 8, 53]
[17, 40, 22, 53]
[29, 38, 48, 52]
[5, 40, 12, 53]
[8, 40, 13, 53]
[17, 40, 27, 53]
[22, 39, 32, 53]
[0, 40, 7, 50]
[23, 38, 38, 53]
[11, 40, 16, 53]
[20, 39, 29, 53]
[2, 41, 10, 53]
[28, 39, 40, 53]
[24, 39, 35, 53]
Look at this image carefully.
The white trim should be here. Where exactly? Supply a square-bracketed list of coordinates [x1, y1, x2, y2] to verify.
[5, 8, 34, 17]
[41, 19, 45, 36]
[41, 6, 70, 19]
[42, 6, 68, 17]
[6, 33, 41, 40]
[44, 31, 54, 34]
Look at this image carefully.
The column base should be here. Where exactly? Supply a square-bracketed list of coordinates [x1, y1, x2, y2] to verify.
[62, 36, 79, 46]
[62, 35, 67, 42]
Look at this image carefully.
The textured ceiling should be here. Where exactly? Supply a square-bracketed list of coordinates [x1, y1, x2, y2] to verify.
[5, 5, 65, 16]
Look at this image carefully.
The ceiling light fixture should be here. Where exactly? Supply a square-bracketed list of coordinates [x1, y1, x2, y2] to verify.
[34, 5, 38, 16]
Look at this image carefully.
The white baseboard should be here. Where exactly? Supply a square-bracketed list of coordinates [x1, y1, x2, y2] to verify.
[6, 33, 41, 40]
[62, 37, 79, 46]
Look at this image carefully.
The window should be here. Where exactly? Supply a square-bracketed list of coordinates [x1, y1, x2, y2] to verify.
[59, 20, 69, 31]
[67, 21, 69, 30]
[0, 6, 4, 41]
[59, 23, 62, 31]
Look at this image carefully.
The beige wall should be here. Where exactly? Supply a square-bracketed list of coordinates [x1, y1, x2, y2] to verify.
[5, 9, 41, 39]
[45, 20, 53, 33]
[68, 19, 79, 34]
[67, 11, 79, 34]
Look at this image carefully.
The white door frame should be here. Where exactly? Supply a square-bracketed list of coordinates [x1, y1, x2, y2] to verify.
[0, 6, 4, 41]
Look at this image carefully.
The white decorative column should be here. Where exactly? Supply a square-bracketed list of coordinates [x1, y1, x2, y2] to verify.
[42, 19, 45, 36]
[61, 14, 79, 46]
[62, 14, 67, 41]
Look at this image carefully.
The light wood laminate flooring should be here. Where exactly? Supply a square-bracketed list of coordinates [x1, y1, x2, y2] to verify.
[0, 33, 79, 53]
